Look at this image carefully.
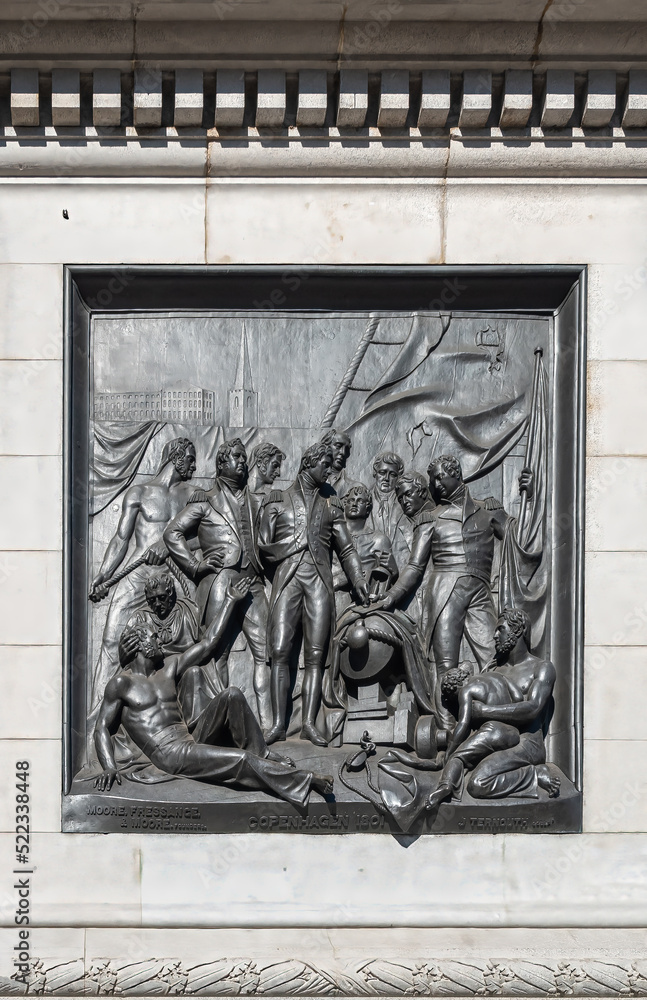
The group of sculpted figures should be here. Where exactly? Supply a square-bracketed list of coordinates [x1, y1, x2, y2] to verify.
[88, 428, 559, 816]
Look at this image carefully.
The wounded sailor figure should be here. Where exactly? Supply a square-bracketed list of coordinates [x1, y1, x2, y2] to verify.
[93, 578, 333, 808]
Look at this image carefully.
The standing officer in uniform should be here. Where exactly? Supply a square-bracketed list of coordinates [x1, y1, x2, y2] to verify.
[163, 438, 271, 730]
[381, 455, 532, 722]
[259, 441, 370, 747]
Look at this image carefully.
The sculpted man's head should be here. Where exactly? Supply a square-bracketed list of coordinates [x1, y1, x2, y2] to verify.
[343, 484, 373, 521]
[320, 429, 351, 474]
[158, 437, 196, 481]
[144, 572, 177, 620]
[372, 452, 404, 495]
[395, 471, 430, 518]
[299, 442, 334, 486]
[120, 623, 163, 667]
[250, 442, 286, 486]
[441, 665, 471, 699]
[217, 438, 248, 486]
[495, 607, 532, 657]
[427, 454, 463, 504]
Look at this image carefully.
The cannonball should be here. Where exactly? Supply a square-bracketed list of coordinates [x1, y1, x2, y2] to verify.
[346, 623, 369, 650]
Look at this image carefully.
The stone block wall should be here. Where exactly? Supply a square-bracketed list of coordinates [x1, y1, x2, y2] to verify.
[0, 2, 646, 994]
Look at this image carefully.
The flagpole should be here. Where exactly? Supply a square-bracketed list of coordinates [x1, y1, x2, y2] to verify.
[518, 347, 543, 537]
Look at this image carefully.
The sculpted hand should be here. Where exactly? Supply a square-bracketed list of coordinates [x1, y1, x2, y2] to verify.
[94, 768, 121, 792]
[518, 467, 534, 499]
[378, 593, 396, 612]
[118, 629, 140, 667]
[145, 543, 167, 566]
[355, 578, 370, 607]
[196, 547, 225, 577]
[226, 578, 251, 603]
[89, 576, 110, 603]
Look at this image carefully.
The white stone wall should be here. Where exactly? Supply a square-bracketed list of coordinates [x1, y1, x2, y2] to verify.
[1, 175, 646, 986]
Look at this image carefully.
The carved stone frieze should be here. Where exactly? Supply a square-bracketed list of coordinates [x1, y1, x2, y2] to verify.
[4, 956, 647, 997]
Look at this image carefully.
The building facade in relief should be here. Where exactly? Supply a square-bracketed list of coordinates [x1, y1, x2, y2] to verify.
[95, 383, 215, 423]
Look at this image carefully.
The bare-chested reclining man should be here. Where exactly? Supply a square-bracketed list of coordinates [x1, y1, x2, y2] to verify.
[94, 580, 333, 808]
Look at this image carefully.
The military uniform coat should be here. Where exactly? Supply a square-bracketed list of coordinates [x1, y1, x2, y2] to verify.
[258, 477, 365, 617]
[388, 487, 509, 644]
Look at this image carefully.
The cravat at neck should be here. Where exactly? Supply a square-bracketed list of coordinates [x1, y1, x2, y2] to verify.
[220, 476, 244, 498]
[444, 484, 466, 506]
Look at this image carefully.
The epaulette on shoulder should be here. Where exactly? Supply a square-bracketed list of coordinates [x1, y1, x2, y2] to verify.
[189, 489, 208, 503]
[413, 509, 436, 527]
[329, 495, 344, 510]
[481, 496, 503, 511]
[262, 489, 284, 506]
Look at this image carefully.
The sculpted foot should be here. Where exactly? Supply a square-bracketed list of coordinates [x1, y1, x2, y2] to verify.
[311, 772, 334, 796]
[264, 725, 287, 745]
[266, 749, 295, 767]
[426, 782, 452, 811]
[300, 722, 328, 747]
[537, 764, 560, 798]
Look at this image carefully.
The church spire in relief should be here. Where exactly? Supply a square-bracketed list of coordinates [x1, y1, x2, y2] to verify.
[228, 323, 258, 427]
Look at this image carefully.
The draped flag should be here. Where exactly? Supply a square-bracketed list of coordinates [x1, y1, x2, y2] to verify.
[90, 422, 258, 517]
[91, 420, 162, 516]
[344, 312, 538, 484]
[498, 352, 549, 650]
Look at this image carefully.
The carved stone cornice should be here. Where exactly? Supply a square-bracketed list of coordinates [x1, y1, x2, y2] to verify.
[3, 68, 646, 131]
[0, 67, 645, 176]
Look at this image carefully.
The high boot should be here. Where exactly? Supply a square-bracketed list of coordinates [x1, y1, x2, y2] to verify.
[264, 661, 289, 744]
[300, 668, 328, 747]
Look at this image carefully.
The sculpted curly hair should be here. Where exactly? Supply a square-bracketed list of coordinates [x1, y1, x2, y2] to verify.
[395, 471, 429, 496]
[156, 437, 194, 474]
[216, 438, 246, 474]
[372, 451, 404, 476]
[249, 441, 286, 470]
[441, 665, 471, 699]
[343, 484, 373, 514]
[498, 607, 532, 648]
[427, 454, 463, 481]
[299, 441, 333, 473]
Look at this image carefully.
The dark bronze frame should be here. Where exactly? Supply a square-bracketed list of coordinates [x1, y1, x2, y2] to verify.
[62, 264, 586, 831]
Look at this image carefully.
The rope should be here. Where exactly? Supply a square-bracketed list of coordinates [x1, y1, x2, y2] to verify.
[89, 551, 190, 601]
[89, 554, 148, 602]
[338, 624, 402, 652]
[320, 314, 380, 428]
[337, 731, 390, 816]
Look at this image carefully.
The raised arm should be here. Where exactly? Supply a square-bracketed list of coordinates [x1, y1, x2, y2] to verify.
[471, 662, 555, 726]
[174, 579, 251, 678]
[491, 468, 534, 540]
[94, 676, 127, 791]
